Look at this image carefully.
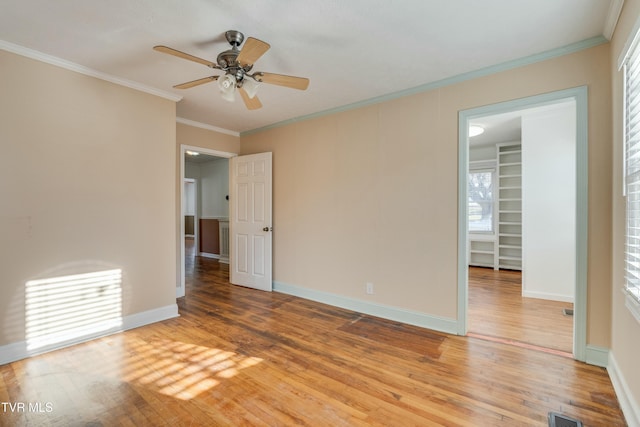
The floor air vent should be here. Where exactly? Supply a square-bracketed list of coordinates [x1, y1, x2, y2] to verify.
[548, 412, 583, 427]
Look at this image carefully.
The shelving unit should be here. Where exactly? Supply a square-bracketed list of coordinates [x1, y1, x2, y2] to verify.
[468, 235, 496, 268]
[497, 143, 522, 270]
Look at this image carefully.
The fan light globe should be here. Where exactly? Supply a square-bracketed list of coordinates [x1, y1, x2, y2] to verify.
[220, 89, 235, 102]
[242, 77, 260, 99]
[218, 74, 237, 102]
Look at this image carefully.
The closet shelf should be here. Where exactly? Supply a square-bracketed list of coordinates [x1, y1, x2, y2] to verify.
[470, 250, 494, 255]
[497, 143, 522, 271]
[469, 142, 522, 271]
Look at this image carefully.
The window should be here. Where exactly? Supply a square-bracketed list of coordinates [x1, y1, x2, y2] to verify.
[468, 170, 494, 233]
[623, 32, 640, 308]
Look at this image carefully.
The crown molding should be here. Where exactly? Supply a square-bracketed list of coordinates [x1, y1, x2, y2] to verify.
[0, 39, 182, 102]
[604, 0, 625, 40]
[241, 36, 608, 137]
[176, 117, 239, 137]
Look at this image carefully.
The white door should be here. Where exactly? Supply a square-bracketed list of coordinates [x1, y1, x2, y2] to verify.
[229, 152, 272, 291]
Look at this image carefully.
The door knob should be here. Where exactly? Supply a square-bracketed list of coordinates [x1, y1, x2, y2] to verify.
[263, 226, 272, 232]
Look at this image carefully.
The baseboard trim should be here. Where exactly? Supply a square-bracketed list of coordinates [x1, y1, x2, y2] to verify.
[199, 252, 220, 259]
[273, 281, 458, 335]
[121, 304, 179, 331]
[0, 304, 179, 365]
[585, 345, 609, 368]
[522, 290, 574, 303]
[608, 352, 640, 427]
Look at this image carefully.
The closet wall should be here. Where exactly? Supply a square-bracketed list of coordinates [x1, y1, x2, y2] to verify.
[521, 102, 576, 302]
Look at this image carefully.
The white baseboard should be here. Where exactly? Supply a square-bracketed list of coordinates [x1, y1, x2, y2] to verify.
[0, 304, 179, 365]
[522, 289, 574, 303]
[608, 352, 640, 427]
[122, 304, 179, 331]
[199, 252, 220, 259]
[273, 281, 458, 335]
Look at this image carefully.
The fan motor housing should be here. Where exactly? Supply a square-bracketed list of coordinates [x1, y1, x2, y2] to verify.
[217, 45, 253, 73]
[217, 49, 238, 69]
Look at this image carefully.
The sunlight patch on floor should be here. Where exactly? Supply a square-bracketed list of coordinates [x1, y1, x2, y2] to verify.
[122, 338, 263, 400]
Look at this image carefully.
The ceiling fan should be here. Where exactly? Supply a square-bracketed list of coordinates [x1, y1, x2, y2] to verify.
[154, 30, 309, 110]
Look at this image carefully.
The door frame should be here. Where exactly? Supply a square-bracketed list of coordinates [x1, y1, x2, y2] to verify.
[178, 144, 237, 298]
[457, 86, 588, 361]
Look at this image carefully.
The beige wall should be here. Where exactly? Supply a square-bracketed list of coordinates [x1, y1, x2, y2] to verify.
[610, 0, 640, 413]
[176, 123, 240, 154]
[241, 43, 612, 346]
[0, 50, 177, 347]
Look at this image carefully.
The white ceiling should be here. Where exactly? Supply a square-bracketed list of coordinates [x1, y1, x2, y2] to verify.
[470, 114, 523, 147]
[469, 98, 577, 147]
[185, 152, 225, 164]
[0, 0, 621, 134]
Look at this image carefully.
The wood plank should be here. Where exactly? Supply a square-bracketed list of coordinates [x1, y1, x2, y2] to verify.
[338, 315, 446, 359]
[468, 266, 573, 353]
[0, 257, 625, 425]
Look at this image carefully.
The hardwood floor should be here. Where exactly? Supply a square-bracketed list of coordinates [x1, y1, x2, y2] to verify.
[0, 256, 625, 426]
[468, 267, 574, 354]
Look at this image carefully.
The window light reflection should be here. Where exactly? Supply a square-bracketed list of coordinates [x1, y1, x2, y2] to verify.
[25, 269, 123, 351]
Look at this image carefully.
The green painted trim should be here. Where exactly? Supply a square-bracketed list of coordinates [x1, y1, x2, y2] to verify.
[273, 281, 459, 334]
[0, 304, 179, 365]
[457, 86, 589, 362]
[241, 36, 606, 137]
[574, 86, 589, 362]
[457, 115, 470, 336]
[585, 345, 609, 368]
[608, 352, 640, 425]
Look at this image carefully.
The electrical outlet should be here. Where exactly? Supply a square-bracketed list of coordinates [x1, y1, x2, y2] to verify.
[366, 282, 374, 295]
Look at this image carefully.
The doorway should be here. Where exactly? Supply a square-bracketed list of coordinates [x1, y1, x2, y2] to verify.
[178, 145, 236, 298]
[457, 87, 588, 361]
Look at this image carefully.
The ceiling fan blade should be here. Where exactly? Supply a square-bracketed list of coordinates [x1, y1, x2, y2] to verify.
[237, 37, 270, 67]
[173, 76, 219, 89]
[153, 45, 217, 68]
[255, 72, 309, 90]
[239, 87, 262, 110]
